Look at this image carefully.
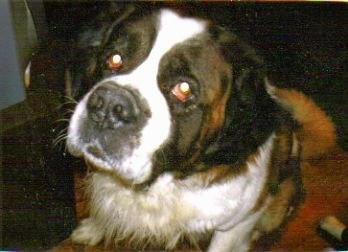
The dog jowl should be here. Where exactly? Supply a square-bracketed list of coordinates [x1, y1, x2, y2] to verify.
[66, 6, 336, 251]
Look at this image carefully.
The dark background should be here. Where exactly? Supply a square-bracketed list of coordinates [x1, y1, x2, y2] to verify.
[1, 2, 347, 250]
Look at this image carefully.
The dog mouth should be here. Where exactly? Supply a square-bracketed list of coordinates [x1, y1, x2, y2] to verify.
[86, 145, 105, 160]
[80, 142, 153, 185]
[81, 143, 115, 171]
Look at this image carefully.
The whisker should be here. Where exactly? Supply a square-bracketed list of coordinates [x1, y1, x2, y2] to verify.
[55, 118, 70, 123]
[53, 97, 77, 112]
[48, 95, 78, 153]
[63, 95, 78, 104]
[56, 127, 68, 136]
[53, 133, 67, 147]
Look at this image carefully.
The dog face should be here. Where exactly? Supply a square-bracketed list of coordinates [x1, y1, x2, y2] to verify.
[67, 8, 278, 185]
[65, 5, 339, 250]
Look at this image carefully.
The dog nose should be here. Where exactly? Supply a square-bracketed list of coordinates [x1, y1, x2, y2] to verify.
[87, 83, 139, 128]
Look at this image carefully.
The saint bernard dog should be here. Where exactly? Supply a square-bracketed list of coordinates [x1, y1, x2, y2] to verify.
[66, 5, 336, 251]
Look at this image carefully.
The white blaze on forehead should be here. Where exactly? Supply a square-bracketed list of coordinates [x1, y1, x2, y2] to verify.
[102, 10, 206, 183]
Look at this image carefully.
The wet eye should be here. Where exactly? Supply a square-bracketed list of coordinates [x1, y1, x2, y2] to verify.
[171, 82, 192, 102]
[107, 53, 123, 70]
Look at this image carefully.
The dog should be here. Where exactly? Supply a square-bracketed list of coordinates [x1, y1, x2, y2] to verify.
[66, 4, 336, 251]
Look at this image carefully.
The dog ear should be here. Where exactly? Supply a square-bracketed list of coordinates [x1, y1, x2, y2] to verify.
[77, 3, 136, 49]
[217, 28, 265, 107]
[203, 28, 282, 165]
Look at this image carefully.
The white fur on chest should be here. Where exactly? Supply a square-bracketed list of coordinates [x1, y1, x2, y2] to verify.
[87, 135, 275, 248]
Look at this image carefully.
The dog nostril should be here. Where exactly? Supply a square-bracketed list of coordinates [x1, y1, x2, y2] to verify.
[88, 92, 104, 110]
[112, 103, 132, 123]
[95, 97, 104, 110]
[88, 93, 106, 122]
[114, 104, 123, 115]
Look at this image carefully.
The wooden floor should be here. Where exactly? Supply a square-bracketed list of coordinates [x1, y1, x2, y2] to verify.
[53, 149, 348, 251]
[257, 149, 348, 251]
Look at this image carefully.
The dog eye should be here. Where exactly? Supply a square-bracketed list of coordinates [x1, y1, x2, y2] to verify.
[171, 82, 192, 102]
[107, 53, 123, 70]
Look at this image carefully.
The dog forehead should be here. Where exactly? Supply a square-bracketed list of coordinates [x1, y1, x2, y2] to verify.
[105, 9, 206, 87]
[157, 9, 206, 51]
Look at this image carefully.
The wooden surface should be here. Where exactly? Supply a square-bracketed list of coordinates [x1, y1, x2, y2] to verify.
[53, 150, 348, 251]
[257, 150, 348, 251]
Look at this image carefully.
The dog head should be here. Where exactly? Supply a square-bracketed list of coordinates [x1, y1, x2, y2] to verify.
[67, 7, 281, 186]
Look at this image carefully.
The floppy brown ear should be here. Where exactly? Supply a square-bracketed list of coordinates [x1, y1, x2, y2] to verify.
[202, 28, 284, 165]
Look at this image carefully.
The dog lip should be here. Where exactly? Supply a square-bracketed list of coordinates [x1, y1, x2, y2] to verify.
[66, 138, 84, 157]
[83, 146, 152, 186]
[84, 145, 114, 171]
[86, 145, 105, 159]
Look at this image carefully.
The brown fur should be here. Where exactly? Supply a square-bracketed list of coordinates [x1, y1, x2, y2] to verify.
[255, 82, 337, 238]
[267, 83, 337, 159]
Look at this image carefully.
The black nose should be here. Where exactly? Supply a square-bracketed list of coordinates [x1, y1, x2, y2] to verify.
[87, 83, 139, 129]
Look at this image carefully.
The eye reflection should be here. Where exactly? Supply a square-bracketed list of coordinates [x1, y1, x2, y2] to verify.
[107, 53, 123, 70]
[171, 82, 192, 102]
